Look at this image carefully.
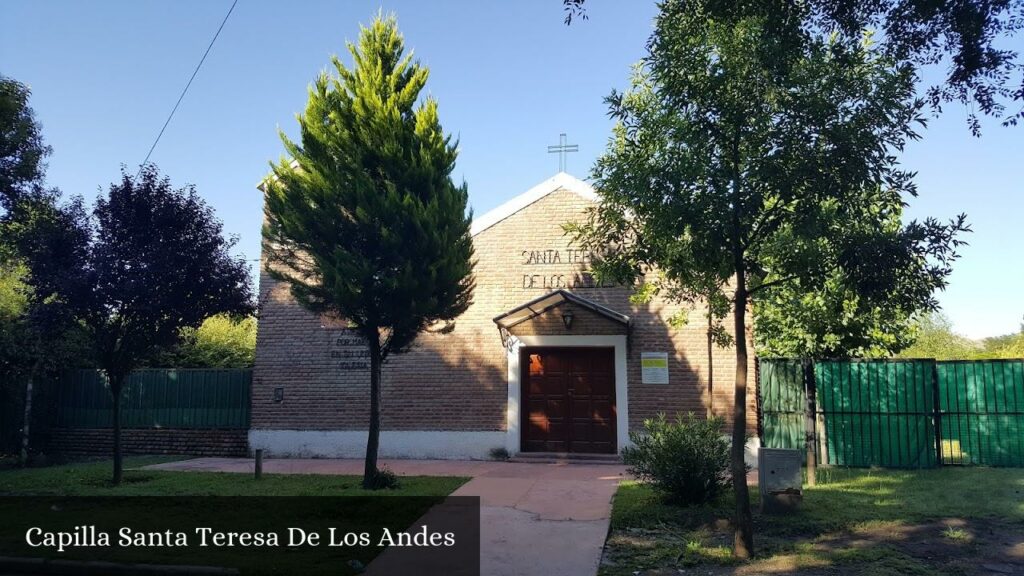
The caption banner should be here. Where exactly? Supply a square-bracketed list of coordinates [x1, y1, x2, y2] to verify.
[0, 496, 480, 575]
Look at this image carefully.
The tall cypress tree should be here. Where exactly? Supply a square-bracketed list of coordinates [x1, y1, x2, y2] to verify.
[262, 14, 475, 488]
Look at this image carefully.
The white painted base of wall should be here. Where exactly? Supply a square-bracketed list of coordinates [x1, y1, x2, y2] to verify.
[250, 431, 761, 465]
[248, 430, 506, 460]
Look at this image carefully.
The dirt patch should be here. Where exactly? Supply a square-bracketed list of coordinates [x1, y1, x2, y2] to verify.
[849, 517, 1024, 574]
[604, 517, 1024, 576]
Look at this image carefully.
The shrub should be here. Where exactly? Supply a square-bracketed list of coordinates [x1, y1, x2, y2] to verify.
[151, 314, 256, 368]
[364, 466, 399, 490]
[621, 413, 733, 505]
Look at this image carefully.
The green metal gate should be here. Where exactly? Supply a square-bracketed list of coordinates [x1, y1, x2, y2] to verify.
[816, 360, 937, 468]
[757, 358, 1024, 468]
[756, 359, 806, 453]
[937, 360, 1024, 466]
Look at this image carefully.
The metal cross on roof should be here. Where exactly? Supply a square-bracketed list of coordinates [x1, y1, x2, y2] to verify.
[547, 133, 579, 173]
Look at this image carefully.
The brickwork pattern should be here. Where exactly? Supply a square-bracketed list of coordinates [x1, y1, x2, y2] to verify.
[253, 187, 757, 435]
[47, 428, 248, 457]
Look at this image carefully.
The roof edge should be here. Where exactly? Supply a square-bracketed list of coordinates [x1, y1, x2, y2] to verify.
[492, 289, 630, 331]
[256, 158, 301, 192]
[470, 172, 597, 237]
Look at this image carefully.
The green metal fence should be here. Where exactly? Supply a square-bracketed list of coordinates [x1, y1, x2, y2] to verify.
[0, 374, 28, 454]
[756, 359, 806, 453]
[817, 360, 937, 468]
[50, 369, 251, 429]
[937, 361, 1024, 466]
[757, 358, 1024, 468]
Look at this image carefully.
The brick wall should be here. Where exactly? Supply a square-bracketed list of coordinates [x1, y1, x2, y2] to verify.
[47, 428, 248, 457]
[253, 182, 758, 439]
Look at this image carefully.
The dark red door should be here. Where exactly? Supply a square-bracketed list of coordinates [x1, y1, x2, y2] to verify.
[521, 347, 616, 453]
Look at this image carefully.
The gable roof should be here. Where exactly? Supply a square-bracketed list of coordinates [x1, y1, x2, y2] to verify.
[470, 172, 597, 236]
[492, 289, 630, 331]
[259, 168, 597, 236]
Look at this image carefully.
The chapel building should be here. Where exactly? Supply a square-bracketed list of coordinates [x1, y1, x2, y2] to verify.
[251, 173, 757, 459]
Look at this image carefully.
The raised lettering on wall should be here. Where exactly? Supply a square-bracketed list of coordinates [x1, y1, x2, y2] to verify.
[520, 248, 614, 289]
[330, 330, 370, 370]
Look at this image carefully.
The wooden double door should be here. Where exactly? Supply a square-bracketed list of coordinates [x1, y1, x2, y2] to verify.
[521, 347, 616, 454]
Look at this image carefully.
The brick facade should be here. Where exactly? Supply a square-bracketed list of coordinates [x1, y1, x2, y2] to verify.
[47, 428, 248, 457]
[252, 174, 757, 458]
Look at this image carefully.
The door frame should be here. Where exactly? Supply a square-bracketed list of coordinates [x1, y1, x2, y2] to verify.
[520, 344, 614, 453]
[505, 335, 629, 455]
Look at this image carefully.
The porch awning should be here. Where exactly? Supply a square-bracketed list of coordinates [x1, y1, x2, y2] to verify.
[492, 289, 630, 331]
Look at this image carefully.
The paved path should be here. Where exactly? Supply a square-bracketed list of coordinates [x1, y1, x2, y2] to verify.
[146, 458, 629, 576]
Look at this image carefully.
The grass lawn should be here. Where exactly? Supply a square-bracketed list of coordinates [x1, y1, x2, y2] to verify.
[0, 456, 465, 496]
[0, 456, 470, 575]
[602, 467, 1024, 576]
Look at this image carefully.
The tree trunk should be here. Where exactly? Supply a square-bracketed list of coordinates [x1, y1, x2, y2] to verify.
[19, 366, 37, 466]
[363, 336, 382, 488]
[111, 376, 123, 486]
[731, 286, 754, 558]
[803, 359, 817, 486]
[707, 312, 714, 419]
[729, 127, 754, 558]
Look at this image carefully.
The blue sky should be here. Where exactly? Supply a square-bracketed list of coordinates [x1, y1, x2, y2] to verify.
[2, 0, 1021, 339]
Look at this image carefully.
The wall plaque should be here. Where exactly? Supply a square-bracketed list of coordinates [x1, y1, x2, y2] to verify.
[641, 352, 669, 384]
[331, 331, 370, 370]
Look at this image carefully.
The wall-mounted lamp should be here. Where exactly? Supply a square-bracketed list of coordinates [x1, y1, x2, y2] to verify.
[561, 308, 575, 330]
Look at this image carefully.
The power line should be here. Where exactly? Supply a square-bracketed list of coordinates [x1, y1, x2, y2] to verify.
[136, 0, 239, 177]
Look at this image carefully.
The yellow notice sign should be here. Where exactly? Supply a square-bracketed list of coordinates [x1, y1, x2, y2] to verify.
[641, 352, 669, 384]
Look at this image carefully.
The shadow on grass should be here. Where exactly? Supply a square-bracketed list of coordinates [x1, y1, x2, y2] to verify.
[601, 467, 1024, 576]
[0, 456, 469, 497]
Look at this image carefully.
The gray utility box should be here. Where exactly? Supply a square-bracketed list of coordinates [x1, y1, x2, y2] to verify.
[758, 448, 803, 514]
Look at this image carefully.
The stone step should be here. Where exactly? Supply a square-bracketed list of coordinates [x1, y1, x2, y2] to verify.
[508, 452, 623, 465]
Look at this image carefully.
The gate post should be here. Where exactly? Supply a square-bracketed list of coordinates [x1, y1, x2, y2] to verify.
[754, 357, 763, 442]
[930, 360, 943, 467]
[803, 358, 817, 486]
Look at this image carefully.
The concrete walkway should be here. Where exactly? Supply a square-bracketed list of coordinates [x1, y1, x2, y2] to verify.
[146, 458, 629, 576]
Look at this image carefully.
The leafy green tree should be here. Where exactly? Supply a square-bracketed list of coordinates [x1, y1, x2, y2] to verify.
[568, 1, 967, 556]
[980, 320, 1024, 358]
[153, 314, 257, 368]
[896, 312, 983, 359]
[7, 194, 96, 461]
[30, 166, 253, 484]
[0, 75, 51, 379]
[0, 262, 30, 374]
[0, 262, 32, 456]
[895, 315, 1024, 360]
[562, 0, 1024, 132]
[0, 250, 92, 460]
[754, 277, 916, 359]
[263, 14, 475, 489]
[1, 76, 92, 460]
[993, 331, 1024, 357]
[0, 257, 92, 374]
[753, 206, 942, 359]
[0, 76, 50, 211]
